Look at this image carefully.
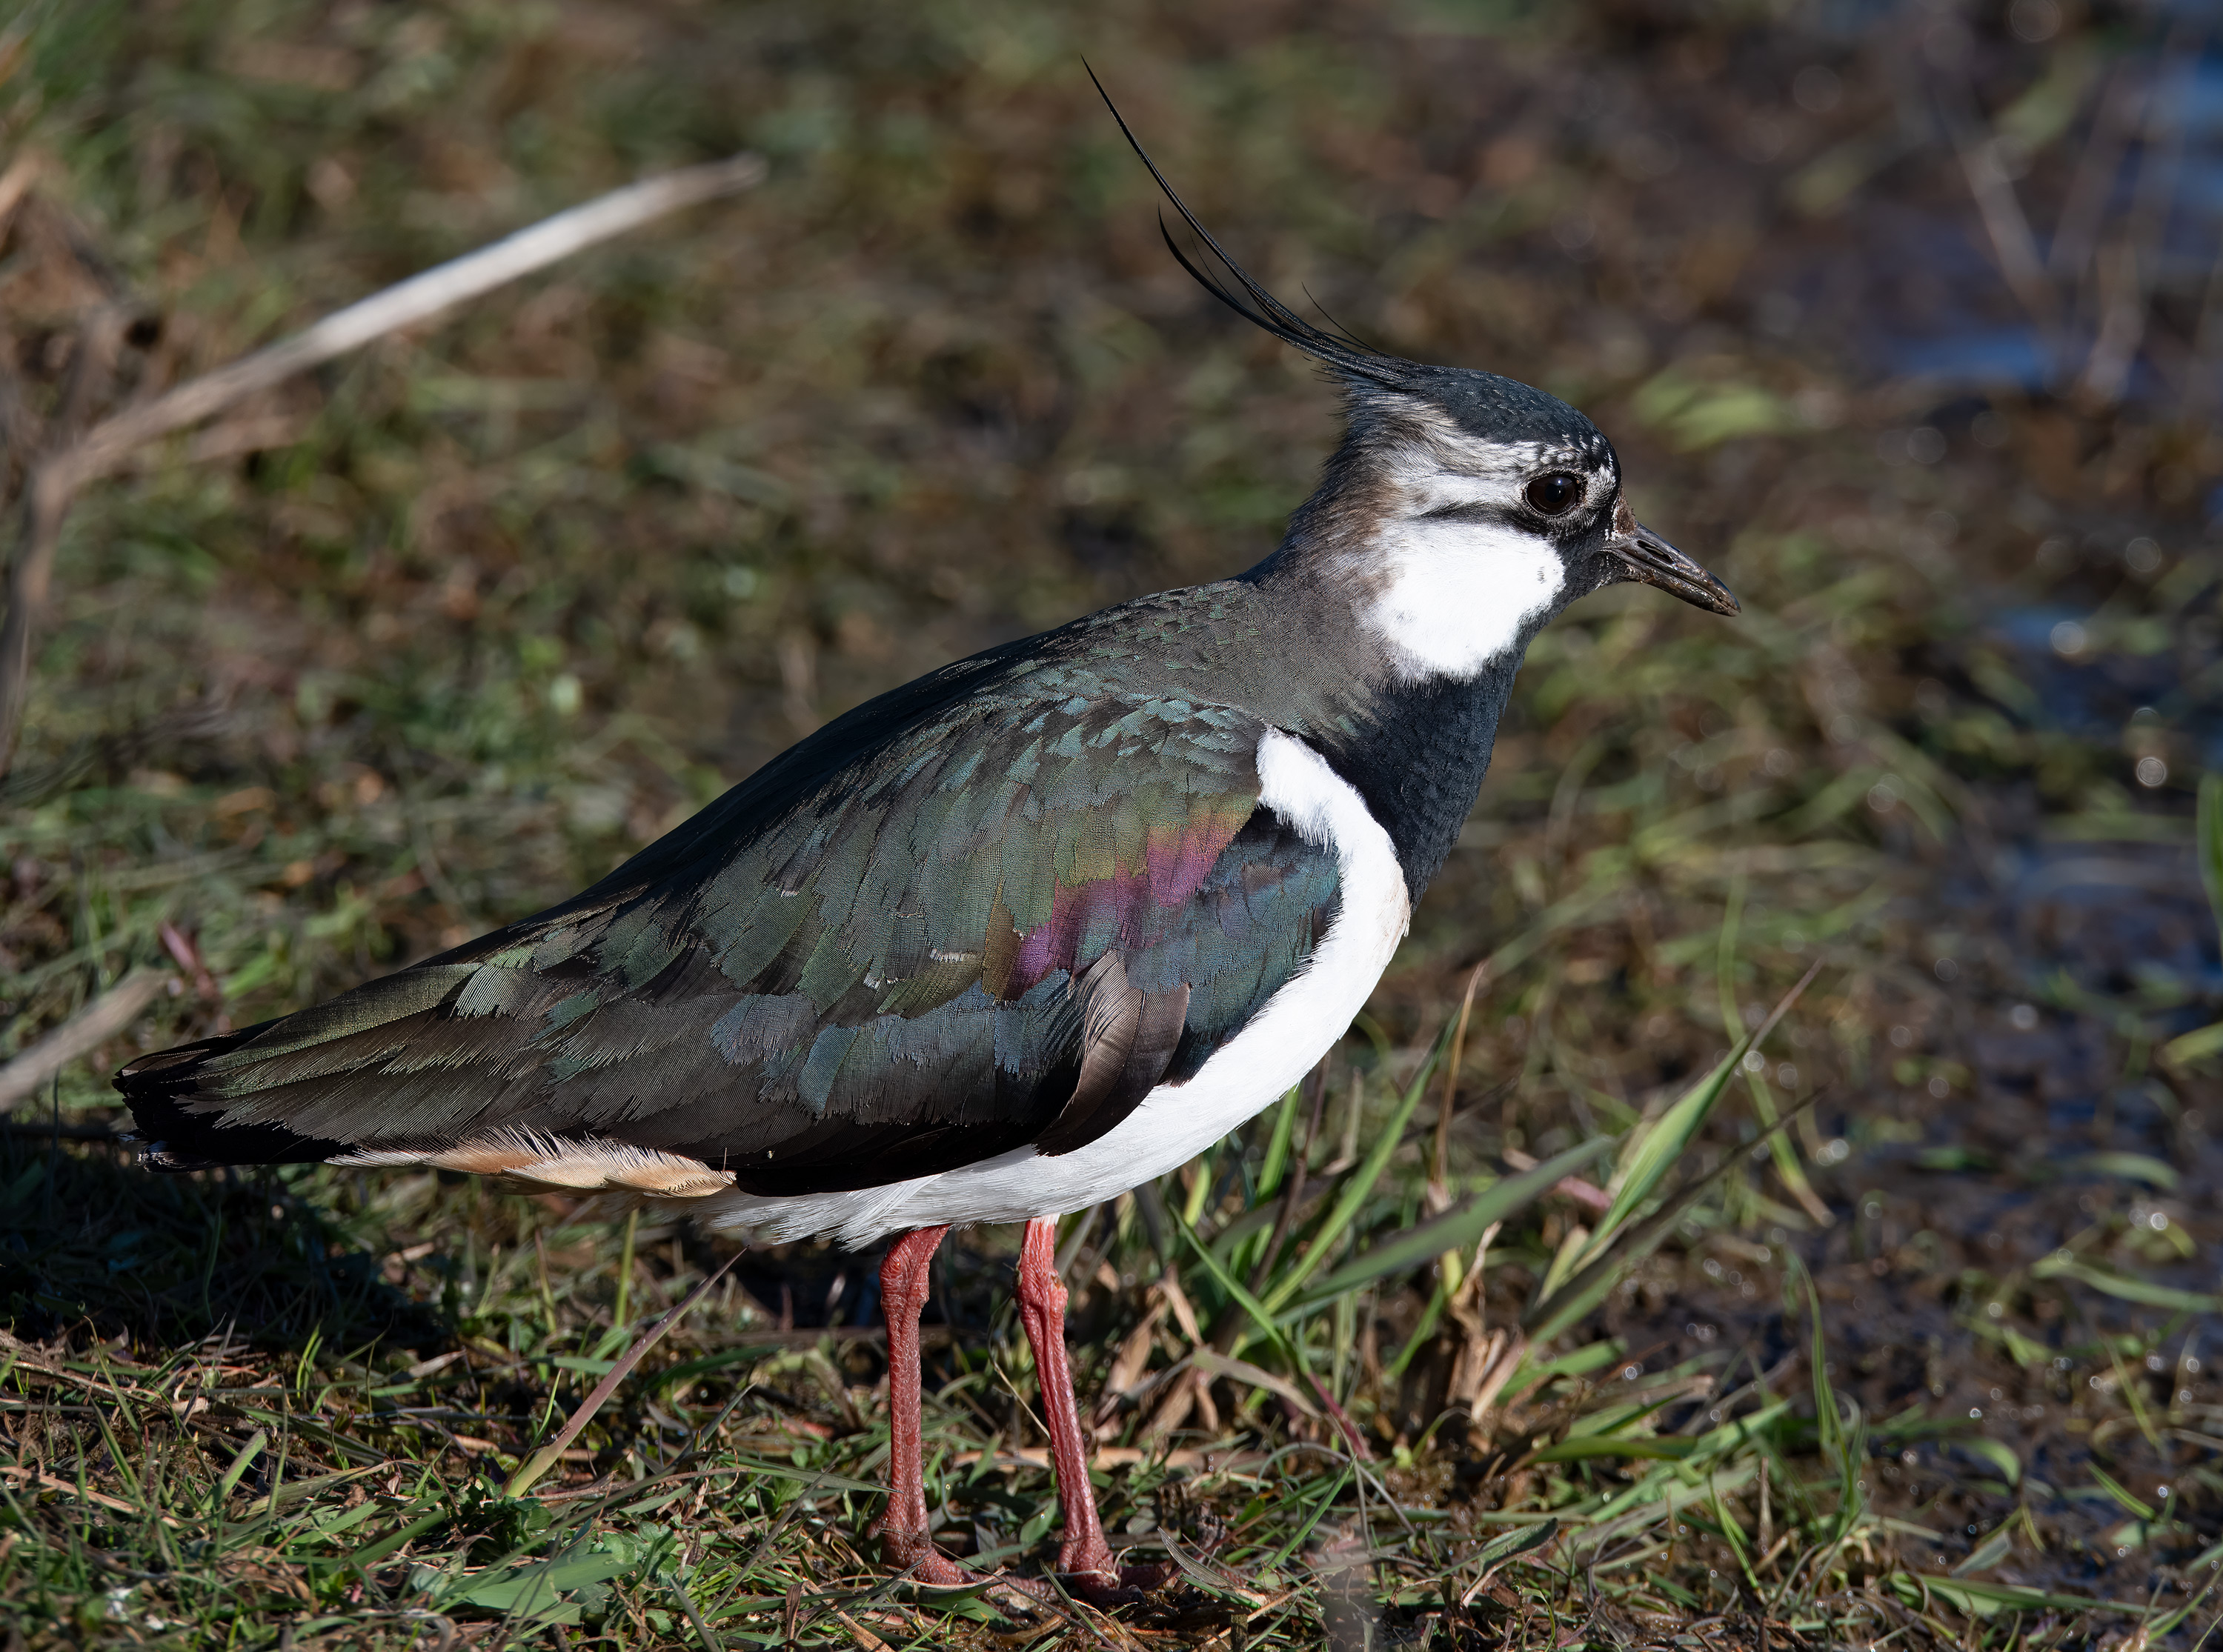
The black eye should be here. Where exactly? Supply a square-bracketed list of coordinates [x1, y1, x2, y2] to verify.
[1524, 472, 1583, 516]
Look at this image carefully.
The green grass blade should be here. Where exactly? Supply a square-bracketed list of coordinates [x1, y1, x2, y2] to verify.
[1492, 1338, 1626, 1412]
[445, 1551, 632, 1614]
[1466, 1516, 1560, 1588]
[2161, 1019, 2223, 1068]
[1589, 1054, 1739, 1253]
[2199, 771, 2223, 944]
[1384, 1270, 1452, 1381]
[1708, 1471, 1755, 1585]
[2087, 1462, 2155, 1519]
[1173, 1213, 1308, 1376]
[1289, 1135, 1612, 1315]
[2063, 1150, 2177, 1190]
[1523, 1094, 1819, 1342]
[1473, 1518, 1561, 1567]
[1180, 1142, 1217, 1227]
[1256, 1463, 1353, 1573]
[1894, 1576, 2144, 1618]
[332, 1502, 447, 1576]
[1532, 1215, 1593, 1304]
[1717, 882, 1826, 1221]
[1957, 1438, 2020, 1487]
[1531, 1436, 1694, 1463]
[209, 1428, 268, 1514]
[1257, 1084, 1300, 1199]
[1584, 959, 1821, 1262]
[1795, 1254, 1866, 1545]
[2031, 1254, 2221, 1312]
[1257, 1021, 1451, 1316]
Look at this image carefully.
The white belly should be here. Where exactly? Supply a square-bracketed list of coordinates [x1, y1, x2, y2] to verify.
[694, 727, 1411, 1248]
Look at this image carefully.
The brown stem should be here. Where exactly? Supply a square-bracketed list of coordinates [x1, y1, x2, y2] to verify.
[0, 153, 766, 775]
[503, 1245, 740, 1497]
[0, 967, 173, 1113]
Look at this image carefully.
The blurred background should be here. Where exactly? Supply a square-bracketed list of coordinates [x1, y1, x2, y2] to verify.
[3, 0, 2222, 1637]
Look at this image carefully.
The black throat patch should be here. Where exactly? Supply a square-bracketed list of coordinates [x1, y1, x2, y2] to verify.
[1303, 655, 1525, 903]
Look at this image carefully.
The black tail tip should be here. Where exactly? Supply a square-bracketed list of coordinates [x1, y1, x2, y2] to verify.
[113, 1018, 345, 1171]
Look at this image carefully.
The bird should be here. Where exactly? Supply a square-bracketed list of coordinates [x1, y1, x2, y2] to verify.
[115, 98, 1737, 1596]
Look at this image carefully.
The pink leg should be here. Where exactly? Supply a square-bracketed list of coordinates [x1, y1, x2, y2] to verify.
[1014, 1216, 1119, 1584]
[868, 1226, 967, 1584]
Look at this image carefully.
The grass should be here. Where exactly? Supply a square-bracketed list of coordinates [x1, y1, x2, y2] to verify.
[2, 0, 2222, 1645]
[3, 1009, 2217, 1648]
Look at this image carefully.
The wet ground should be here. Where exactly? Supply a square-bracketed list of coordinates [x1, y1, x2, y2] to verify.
[1597, 816, 2223, 1601]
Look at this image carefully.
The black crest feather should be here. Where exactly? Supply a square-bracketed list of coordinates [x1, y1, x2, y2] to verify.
[1086, 64, 1422, 392]
[1088, 68, 1613, 456]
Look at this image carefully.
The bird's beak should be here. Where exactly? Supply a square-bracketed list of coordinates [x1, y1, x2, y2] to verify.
[1602, 508, 1739, 616]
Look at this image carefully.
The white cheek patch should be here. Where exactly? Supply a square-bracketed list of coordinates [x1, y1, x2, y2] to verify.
[1362, 516, 1566, 680]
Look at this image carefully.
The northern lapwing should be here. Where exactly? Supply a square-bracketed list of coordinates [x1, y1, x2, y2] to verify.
[116, 104, 1737, 1593]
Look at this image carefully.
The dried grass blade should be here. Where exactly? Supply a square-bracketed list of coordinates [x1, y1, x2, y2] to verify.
[506, 1249, 741, 1497]
[0, 968, 171, 1112]
[0, 153, 768, 771]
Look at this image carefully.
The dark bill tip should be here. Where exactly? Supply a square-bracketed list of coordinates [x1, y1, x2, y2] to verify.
[1605, 522, 1740, 616]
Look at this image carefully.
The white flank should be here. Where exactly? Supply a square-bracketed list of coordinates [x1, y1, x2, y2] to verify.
[693, 727, 1412, 1248]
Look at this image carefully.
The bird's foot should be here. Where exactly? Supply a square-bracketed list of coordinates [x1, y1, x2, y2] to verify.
[878, 1525, 1066, 1605]
[1060, 1505, 1237, 1605]
[1059, 1559, 1179, 1607]
[1056, 1536, 1182, 1606]
[876, 1524, 979, 1589]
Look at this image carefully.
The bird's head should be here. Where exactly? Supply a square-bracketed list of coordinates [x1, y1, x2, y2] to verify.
[1308, 365, 1738, 680]
[1098, 78, 1738, 683]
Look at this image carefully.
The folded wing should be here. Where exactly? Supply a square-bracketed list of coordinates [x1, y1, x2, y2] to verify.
[120, 681, 1340, 1196]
